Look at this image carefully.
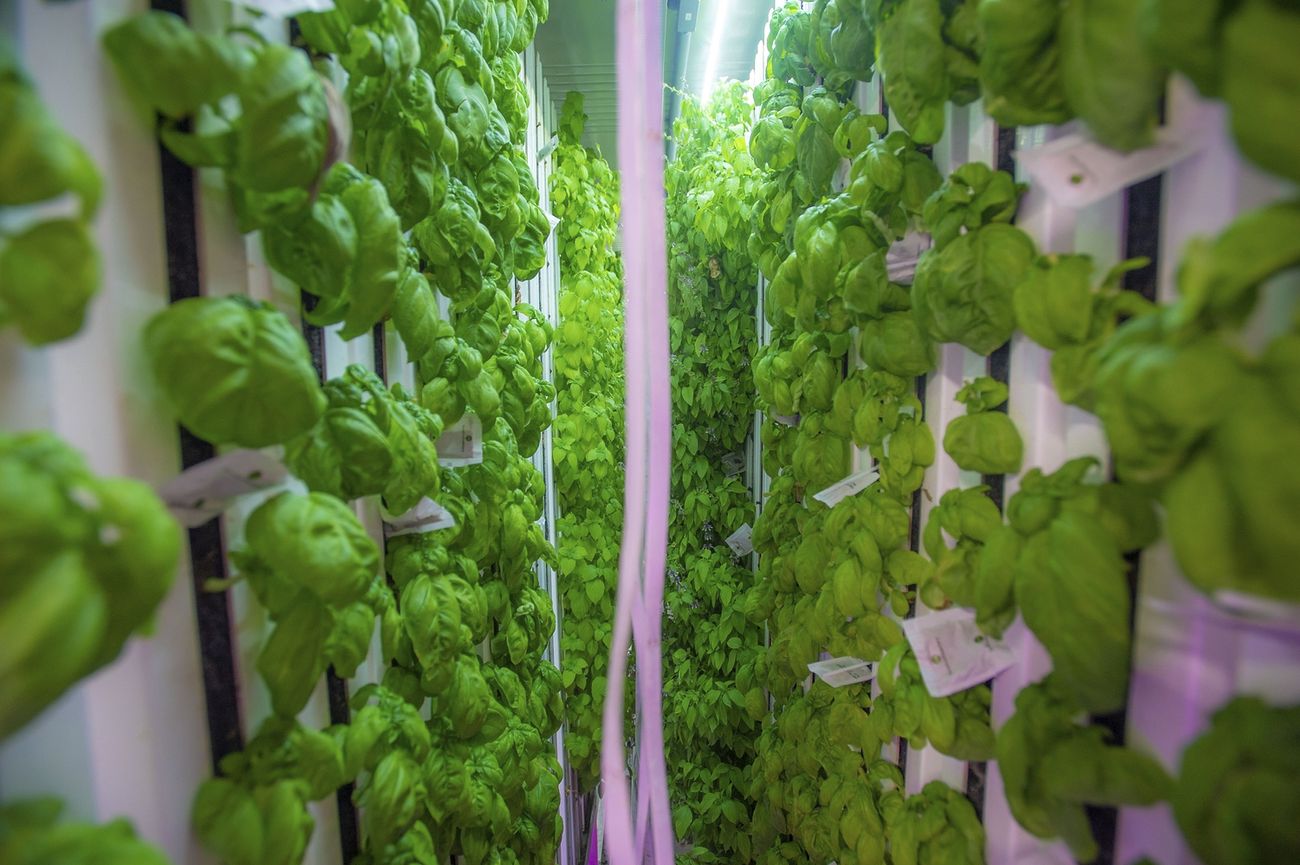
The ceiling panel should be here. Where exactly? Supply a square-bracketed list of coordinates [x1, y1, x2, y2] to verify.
[533, 1, 777, 169]
[681, 0, 777, 99]
[533, 0, 619, 166]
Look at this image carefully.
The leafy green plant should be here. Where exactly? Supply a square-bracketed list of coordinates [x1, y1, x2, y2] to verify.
[549, 89, 623, 792]
[0, 431, 180, 742]
[192, 716, 342, 865]
[880, 780, 987, 865]
[1061, 202, 1300, 604]
[1012, 253, 1153, 408]
[224, 491, 384, 717]
[808, 0, 876, 89]
[977, 0, 1070, 126]
[871, 0, 980, 145]
[911, 223, 1036, 355]
[108, 4, 566, 865]
[743, 13, 989, 863]
[971, 457, 1157, 713]
[922, 161, 1024, 251]
[978, 0, 1164, 152]
[942, 376, 1024, 475]
[734, 12, 1296, 865]
[920, 484, 1002, 609]
[0, 799, 172, 865]
[748, 681, 897, 865]
[143, 296, 327, 448]
[876, 642, 995, 760]
[766, 4, 817, 88]
[0, 43, 102, 345]
[255, 404, 563, 865]
[997, 675, 1172, 862]
[1171, 697, 1300, 865]
[1057, 0, 1165, 152]
[105, 14, 335, 231]
[664, 83, 765, 863]
[287, 365, 443, 512]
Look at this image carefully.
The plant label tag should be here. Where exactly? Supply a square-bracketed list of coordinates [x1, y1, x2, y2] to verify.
[437, 415, 484, 466]
[886, 231, 932, 285]
[812, 468, 880, 508]
[725, 523, 754, 557]
[538, 134, 561, 162]
[1017, 126, 1210, 210]
[721, 451, 746, 477]
[771, 413, 799, 427]
[160, 449, 288, 528]
[229, 0, 336, 17]
[383, 497, 457, 538]
[1212, 590, 1300, 628]
[901, 607, 1018, 698]
[808, 656, 875, 687]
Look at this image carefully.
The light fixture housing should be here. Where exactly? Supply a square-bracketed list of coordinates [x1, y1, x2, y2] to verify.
[698, 0, 734, 104]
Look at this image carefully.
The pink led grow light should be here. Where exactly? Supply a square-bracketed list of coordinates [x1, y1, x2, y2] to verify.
[601, 0, 673, 863]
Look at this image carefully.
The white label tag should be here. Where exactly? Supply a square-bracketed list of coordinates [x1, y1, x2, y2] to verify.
[1017, 126, 1210, 210]
[159, 450, 288, 528]
[771, 413, 799, 427]
[721, 452, 746, 477]
[229, 0, 336, 17]
[382, 497, 457, 538]
[725, 523, 754, 557]
[812, 468, 880, 508]
[808, 656, 875, 687]
[1212, 590, 1300, 627]
[437, 414, 484, 466]
[901, 607, 1018, 698]
[886, 231, 932, 285]
[592, 791, 605, 865]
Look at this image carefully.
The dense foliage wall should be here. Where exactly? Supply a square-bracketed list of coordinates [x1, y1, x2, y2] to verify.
[662, 84, 767, 863]
[548, 92, 625, 793]
[740, 4, 1300, 865]
[6, 1, 1300, 863]
[746, 16, 974, 858]
[3, 3, 572, 864]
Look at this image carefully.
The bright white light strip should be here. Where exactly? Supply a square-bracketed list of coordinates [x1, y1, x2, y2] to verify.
[699, 0, 735, 103]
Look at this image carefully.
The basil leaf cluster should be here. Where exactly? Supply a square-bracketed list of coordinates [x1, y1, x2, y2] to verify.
[0, 45, 102, 344]
[0, 432, 180, 741]
[548, 90, 625, 792]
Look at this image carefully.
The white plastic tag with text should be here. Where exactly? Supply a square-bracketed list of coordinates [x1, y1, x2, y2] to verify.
[725, 523, 754, 557]
[382, 497, 457, 538]
[812, 468, 880, 508]
[886, 231, 932, 285]
[230, 0, 335, 18]
[902, 607, 1018, 698]
[1017, 126, 1210, 210]
[160, 449, 288, 528]
[808, 656, 875, 688]
[437, 414, 484, 466]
